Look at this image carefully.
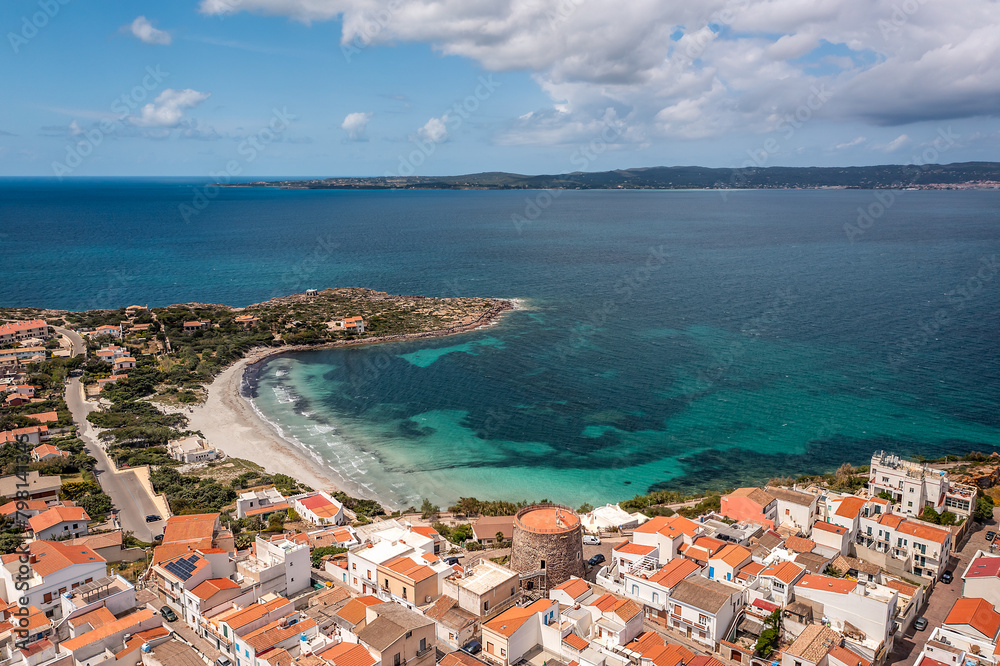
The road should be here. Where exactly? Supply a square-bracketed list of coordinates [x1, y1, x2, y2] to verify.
[58, 327, 166, 542]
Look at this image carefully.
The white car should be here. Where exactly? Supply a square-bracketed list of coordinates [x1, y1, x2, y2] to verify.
[583, 535, 601, 545]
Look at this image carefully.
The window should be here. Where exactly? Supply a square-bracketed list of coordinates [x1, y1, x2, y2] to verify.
[511, 586, 515, 596]
[632, 585, 639, 595]
[652, 593, 659, 604]
[406, 631, 412, 639]
[487, 643, 494, 654]
[540, 560, 546, 569]
[420, 638, 427, 652]
[500, 649, 506, 658]
[674, 604, 682, 615]
[394, 655, 401, 666]
[484, 601, 489, 611]
[84, 578, 92, 583]
[43, 592, 52, 603]
[698, 614, 708, 626]
[449, 633, 455, 641]
[224, 627, 229, 638]
[402, 588, 408, 600]
[58, 587, 67, 594]
[352, 563, 356, 570]
[908, 502, 913, 508]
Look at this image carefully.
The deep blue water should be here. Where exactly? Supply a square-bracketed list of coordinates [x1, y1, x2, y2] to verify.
[3, 179, 999, 508]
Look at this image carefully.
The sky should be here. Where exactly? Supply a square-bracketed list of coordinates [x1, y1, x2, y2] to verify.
[2, 0, 1000, 178]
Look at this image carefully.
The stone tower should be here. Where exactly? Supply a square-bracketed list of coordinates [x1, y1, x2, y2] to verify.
[510, 504, 585, 593]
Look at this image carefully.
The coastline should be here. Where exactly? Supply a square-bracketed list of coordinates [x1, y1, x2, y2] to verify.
[186, 298, 519, 504]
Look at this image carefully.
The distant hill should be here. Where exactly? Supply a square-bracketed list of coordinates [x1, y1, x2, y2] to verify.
[226, 162, 1000, 191]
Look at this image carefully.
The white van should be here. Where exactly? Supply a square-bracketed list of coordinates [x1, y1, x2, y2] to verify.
[582, 535, 601, 545]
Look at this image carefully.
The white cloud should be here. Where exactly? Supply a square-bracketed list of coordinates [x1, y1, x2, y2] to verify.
[197, 0, 1000, 146]
[69, 120, 83, 136]
[835, 136, 867, 150]
[875, 134, 911, 152]
[418, 116, 448, 143]
[131, 89, 211, 127]
[127, 16, 172, 45]
[341, 112, 372, 140]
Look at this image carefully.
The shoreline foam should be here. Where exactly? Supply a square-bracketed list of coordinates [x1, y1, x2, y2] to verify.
[186, 298, 517, 508]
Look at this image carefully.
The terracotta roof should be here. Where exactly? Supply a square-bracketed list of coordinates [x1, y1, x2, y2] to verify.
[336, 597, 384, 626]
[263, 649, 293, 666]
[212, 596, 290, 629]
[28, 505, 88, 533]
[878, 514, 904, 529]
[588, 594, 620, 612]
[965, 557, 1000, 579]
[116, 627, 170, 658]
[191, 577, 240, 601]
[68, 606, 116, 629]
[0, 499, 47, 516]
[633, 515, 698, 538]
[316, 642, 377, 666]
[884, 578, 919, 596]
[66, 530, 123, 550]
[726, 487, 776, 508]
[944, 598, 1000, 639]
[383, 555, 437, 582]
[244, 616, 317, 653]
[834, 497, 865, 519]
[614, 542, 657, 556]
[712, 544, 751, 567]
[897, 519, 950, 544]
[687, 657, 727, 666]
[409, 525, 439, 538]
[813, 521, 848, 535]
[60, 608, 155, 652]
[0, 425, 48, 442]
[439, 652, 490, 666]
[766, 487, 816, 506]
[796, 574, 856, 595]
[298, 493, 343, 518]
[484, 599, 552, 637]
[630, 631, 665, 656]
[785, 623, 839, 661]
[785, 536, 816, 553]
[647, 644, 695, 666]
[737, 561, 765, 579]
[553, 577, 591, 599]
[828, 644, 872, 666]
[761, 561, 804, 585]
[562, 633, 589, 651]
[4, 540, 104, 577]
[610, 599, 642, 622]
[647, 557, 699, 588]
[25, 411, 58, 423]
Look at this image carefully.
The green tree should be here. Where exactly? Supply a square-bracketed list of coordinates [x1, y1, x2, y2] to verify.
[267, 513, 285, 532]
[420, 498, 439, 519]
[578, 503, 594, 514]
[0, 533, 24, 555]
[754, 609, 782, 658]
[310, 546, 347, 568]
[976, 496, 995, 523]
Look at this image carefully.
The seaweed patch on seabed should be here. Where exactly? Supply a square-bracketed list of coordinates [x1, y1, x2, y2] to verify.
[11, 434, 36, 649]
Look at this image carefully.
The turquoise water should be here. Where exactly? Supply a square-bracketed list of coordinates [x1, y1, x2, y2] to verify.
[3, 181, 999, 509]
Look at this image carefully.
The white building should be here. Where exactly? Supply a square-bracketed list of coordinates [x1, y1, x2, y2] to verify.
[963, 553, 1000, 608]
[868, 450, 977, 518]
[665, 577, 742, 652]
[631, 515, 703, 565]
[28, 506, 90, 541]
[767, 486, 819, 536]
[581, 504, 642, 533]
[237, 534, 311, 598]
[235, 487, 288, 520]
[288, 490, 345, 526]
[794, 574, 898, 660]
[623, 557, 701, 625]
[442, 559, 520, 617]
[0, 541, 107, 619]
[854, 513, 952, 580]
[167, 436, 220, 463]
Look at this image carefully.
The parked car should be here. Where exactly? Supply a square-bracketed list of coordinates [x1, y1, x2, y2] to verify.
[145, 514, 161, 523]
[443, 556, 460, 566]
[160, 606, 178, 622]
[914, 617, 928, 631]
[216, 658, 233, 666]
[941, 570, 954, 584]
[583, 535, 601, 545]
[987, 531, 996, 542]
[153, 534, 163, 542]
[461, 641, 482, 655]
[588, 554, 606, 567]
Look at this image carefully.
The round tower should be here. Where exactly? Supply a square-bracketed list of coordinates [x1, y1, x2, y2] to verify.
[510, 504, 585, 593]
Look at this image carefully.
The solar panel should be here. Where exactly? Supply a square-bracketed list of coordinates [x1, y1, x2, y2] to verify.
[163, 554, 201, 581]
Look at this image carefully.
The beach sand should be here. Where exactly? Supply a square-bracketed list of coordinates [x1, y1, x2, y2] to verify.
[186, 350, 345, 494]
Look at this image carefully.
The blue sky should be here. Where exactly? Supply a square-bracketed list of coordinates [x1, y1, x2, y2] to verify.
[2, 0, 999, 177]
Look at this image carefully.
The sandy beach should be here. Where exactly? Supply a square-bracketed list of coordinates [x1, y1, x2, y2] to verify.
[186, 349, 346, 494]
[185, 298, 520, 500]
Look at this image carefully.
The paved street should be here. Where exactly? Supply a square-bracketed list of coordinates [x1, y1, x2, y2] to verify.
[890, 509, 998, 666]
[59, 329, 166, 542]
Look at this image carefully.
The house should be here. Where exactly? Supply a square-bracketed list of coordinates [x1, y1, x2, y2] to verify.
[665, 577, 742, 651]
[31, 444, 69, 462]
[345, 525, 435, 594]
[757, 561, 805, 606]
[426, 595, 480, 651]
[93, 324, 122, 339]
[962, 553, 1000, 608]
[0, 470, 61, 500]
[586, 593, 645, 649]
[59, 607, 162, 665]
[96, 345, 128, 362]
[125, 305, 147, 315]
[706, 544, 752, 583]
[811, 520, 851, 556]
[64, 530, 135, 564]
[829, 555, 881, 583]
[625, 558, 700, 626]
[183, 321, 209, 333]
[311, 641, 379, 666]
[0, 540, 107, 618]
[794, 574, 898, 659]
[167, 436, 221, 463]
[868, 450, 976, 518]
[0, 320, 49, 344]
[376, 552, 451, 608]
[333, 317, 366, 334]
[916, 597, 1000, 666]
[472, 516, 515, 545]
[356, 601, 437, 666]
[442, 559, 520, 617]
[767, 487, 819, 536]
[233, 612, 319, 666]
[236, 487, 288, 520]
[632, 514, 703, 565]
[200, 596, 294, 658]
[1, 425, 49, 446]
[3, 394, 29, 407]
[24, 411, 58, 424]
[97, 375, 129, 391]
[720, 488, 777, 529]
[237, 534, 311, 598]
[152, 513, 235, 566]
[288, 490, 345, 525]
[780, 624, 841, 666]
[480, 599, 558, 666]
[612, 542, 659, 574]
[854, 513, 953, 580]
[308, 525, 360, 550]
[234, 315, 260, 327]
[0, 498, 49, 520]
[28, 506, 90, 540]
[150, 550, 229, 611]
[113, 356, 137, 372]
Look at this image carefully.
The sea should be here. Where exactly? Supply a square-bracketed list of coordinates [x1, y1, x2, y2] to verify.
[3, 178, 999, 510]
